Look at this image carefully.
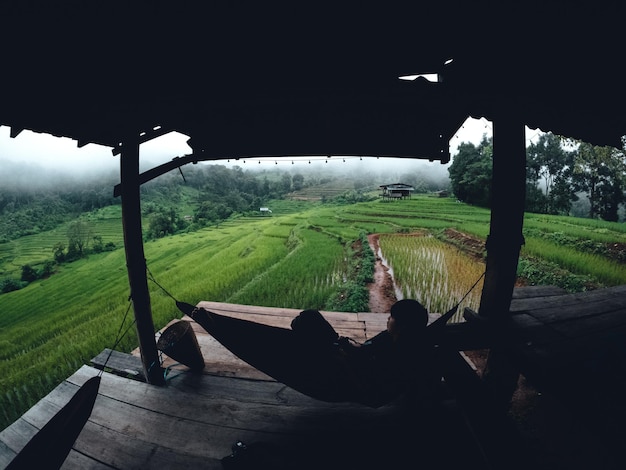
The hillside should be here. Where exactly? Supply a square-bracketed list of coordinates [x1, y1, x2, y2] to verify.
[2, 181, 626, 430]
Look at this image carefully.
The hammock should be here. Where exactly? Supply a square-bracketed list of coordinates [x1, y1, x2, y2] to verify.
[176, 301, 459, 408]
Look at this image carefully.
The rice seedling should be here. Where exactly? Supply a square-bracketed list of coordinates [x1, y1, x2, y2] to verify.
[378, 233, 485, 321]
[522, 237, 626, 286]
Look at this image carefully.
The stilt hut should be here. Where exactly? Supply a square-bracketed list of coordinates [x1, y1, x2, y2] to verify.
[1, 2, 626, 469]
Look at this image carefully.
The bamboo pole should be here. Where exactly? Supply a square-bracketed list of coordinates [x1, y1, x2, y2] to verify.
[120, 137, 165, 385]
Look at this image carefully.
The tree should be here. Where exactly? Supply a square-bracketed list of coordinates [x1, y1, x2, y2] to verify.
[292, 173, 305, 190]
[147, 207, 184, 239]
[281, 173, 292, 192]
[448, 137, 493, 207]
[526, 133, 576, 214]
[572, 142, 626, 220]
[66, 219, 93, 260]
[21, 264, 39, 282]
[53, 242, 66, 262]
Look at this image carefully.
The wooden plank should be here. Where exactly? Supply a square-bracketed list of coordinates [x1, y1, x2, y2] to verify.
[60, 449, 113, 470]
[0, 418, 38, 454]
[90, 348, 146, 381]
[509, 323, 626, 376]
[548, 307, 626, 339]
[507, 312, 567, 346]
[0, 440, 16, 469]
[511, 285, 567, 299]
[58, 367, 436, 469]
[510, 285, 626, 315]
[36, 382, 288, 461]
[197, 301, 367, 323]
[70, 420, 224, 469]
[65, 367, 365, 423]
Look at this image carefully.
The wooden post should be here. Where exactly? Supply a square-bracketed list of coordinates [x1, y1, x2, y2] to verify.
[479, 113, 526, 318]
[478, 111, 526, 410]
[120, 137, 165, 385]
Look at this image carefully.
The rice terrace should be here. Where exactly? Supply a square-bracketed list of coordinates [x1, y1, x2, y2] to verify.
[2, 193, 626, 431]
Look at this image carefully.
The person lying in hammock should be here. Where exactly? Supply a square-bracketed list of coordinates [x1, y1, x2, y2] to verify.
[177, 299, 440, 408]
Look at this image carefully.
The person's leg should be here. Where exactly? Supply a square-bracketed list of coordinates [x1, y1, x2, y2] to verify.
[177, 302, 359, 403]
[290, 309, 339, 345]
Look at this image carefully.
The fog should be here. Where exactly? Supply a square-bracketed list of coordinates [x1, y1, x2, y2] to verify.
[0, 117, 500, 186]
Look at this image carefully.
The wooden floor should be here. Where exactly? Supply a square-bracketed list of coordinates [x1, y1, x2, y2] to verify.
[2, 286, 626, 469]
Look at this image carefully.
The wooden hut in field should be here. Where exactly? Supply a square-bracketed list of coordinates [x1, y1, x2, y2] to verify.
[1, 2, 626, 469]
[379, 183, 414, 200]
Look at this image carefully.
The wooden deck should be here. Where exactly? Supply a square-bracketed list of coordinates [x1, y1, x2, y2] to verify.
[2, 286, 626, 469]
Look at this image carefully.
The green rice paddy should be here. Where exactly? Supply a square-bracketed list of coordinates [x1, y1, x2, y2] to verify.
[1, 195, 626, 430]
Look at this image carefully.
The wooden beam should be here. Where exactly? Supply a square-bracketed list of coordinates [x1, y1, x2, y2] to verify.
[113, 155, 197, 197]
[478, 111, 527, 411]
[478, 113, 526, 319]
[120, 137, 165, 385]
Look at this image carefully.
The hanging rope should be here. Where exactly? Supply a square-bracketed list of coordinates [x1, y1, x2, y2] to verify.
[100, 297, 137, 376]
[147, 265, 181, 303]
[428, 270, 486, 329]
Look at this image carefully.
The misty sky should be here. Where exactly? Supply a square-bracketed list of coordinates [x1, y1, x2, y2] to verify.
[0, 117, 542, 177]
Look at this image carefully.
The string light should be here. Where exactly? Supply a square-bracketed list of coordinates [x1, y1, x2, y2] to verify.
[219, 156, 367, 165]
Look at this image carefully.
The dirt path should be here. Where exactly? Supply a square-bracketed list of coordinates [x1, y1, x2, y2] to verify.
[366, 234, 397, 313]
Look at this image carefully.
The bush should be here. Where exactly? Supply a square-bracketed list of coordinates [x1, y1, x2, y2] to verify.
[21, 264, 39, 283]
[1, 278, 25, 294]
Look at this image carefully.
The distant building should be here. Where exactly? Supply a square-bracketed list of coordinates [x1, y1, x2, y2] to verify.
[379, 183, 414, 200]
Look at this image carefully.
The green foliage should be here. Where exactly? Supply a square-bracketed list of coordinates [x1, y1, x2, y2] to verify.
[526, 133, 576, 215]
[517, 257, 600, 292]
[326, 232, 374, 313]
[0, 171, 118, 241]
[327, 189, 377, 204]
[20, 264, 38, 282]
[447, 137, 493, 207]
[572, 142, 626, 221]
[1, 278, 25, 293]
[146, 207, 189, 239]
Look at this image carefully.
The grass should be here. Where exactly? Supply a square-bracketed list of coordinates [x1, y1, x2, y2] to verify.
[1, 194, 626, 429]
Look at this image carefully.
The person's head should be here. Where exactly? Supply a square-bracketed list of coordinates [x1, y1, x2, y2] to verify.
[387, 299, 428, 340]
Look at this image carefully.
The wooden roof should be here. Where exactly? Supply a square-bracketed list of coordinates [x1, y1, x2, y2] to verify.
[1, 1, 624, 163]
